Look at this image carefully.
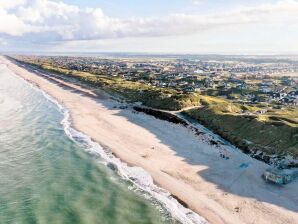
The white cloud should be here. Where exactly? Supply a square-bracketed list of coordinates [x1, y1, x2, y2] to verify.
[0, 0, 297, 45]
[0, 8, 37, 36]
[0, 0, 27, 9]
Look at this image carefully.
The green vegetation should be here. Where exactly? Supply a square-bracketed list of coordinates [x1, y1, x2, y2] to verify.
[184, 96, 298, 158]
[15, 59, 200, 111]
[11, 56, 298, 161]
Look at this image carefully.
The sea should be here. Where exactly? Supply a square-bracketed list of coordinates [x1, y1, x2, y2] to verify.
[0, 63, 206, 224]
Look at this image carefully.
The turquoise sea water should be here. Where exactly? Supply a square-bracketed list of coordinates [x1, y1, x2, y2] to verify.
[0, 64, 180, 224]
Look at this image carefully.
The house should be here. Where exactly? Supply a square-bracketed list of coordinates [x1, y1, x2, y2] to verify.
[279, 96, 298, 105]
[260, 87, 272, 93]
[263, 168, 296, 184]
[183, 87, 195, 93]
[271, 92, 287, 99]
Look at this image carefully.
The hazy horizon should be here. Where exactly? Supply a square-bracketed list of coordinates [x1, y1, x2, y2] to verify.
[2, 51, 298, 57]
[1, 0, 298, 54]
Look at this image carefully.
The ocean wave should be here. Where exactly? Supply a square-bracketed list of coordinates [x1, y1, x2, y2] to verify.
[0, 95, 23, 115]
[12, 67, 207, 224]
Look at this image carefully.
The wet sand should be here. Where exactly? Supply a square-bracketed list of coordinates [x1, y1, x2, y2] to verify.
[2, 56, 298, 224]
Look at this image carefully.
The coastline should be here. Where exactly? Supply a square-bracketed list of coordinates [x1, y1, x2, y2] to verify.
[2, 56, 298, 224]
[15, 64, 206, 224]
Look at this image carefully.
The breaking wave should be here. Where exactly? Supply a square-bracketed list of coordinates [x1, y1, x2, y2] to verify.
[13, 66, 207, 224]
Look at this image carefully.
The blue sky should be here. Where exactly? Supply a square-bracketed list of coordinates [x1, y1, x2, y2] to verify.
[59, 0, 278, 17]
[0, 0, 298, 54]
[61, 0, 189, 17]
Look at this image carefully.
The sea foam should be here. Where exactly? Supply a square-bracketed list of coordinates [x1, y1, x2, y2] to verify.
[12, 66, 208, 224]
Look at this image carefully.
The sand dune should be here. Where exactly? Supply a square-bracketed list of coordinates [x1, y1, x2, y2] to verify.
[1, 56, 298, 224]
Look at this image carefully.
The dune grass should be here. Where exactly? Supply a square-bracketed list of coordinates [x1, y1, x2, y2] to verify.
[184, 96, 298, 158]
[11, 56, 298, 159]
[13, 58, 201, 111]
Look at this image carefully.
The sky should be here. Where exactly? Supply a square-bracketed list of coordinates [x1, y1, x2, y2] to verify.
[0, 0, 298, 54]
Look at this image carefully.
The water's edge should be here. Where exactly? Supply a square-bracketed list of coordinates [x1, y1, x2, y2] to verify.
[7, 64, 207, 224]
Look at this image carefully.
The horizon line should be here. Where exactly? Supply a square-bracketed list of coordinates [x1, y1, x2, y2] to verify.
[1, 51, 298, 57]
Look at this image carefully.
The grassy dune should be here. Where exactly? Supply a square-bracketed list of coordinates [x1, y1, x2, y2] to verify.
[184, 96, 298, 160]
[14, 59, 200, 110]
[10, 56, 298, 162]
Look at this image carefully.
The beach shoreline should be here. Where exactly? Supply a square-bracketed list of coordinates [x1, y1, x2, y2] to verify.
[2, 56, 298, 224]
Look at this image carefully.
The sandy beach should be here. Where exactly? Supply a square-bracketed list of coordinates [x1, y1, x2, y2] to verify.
[1, 56, 298, 224]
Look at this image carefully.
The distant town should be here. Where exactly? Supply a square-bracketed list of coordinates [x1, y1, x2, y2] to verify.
[21, 54, 298, 107]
